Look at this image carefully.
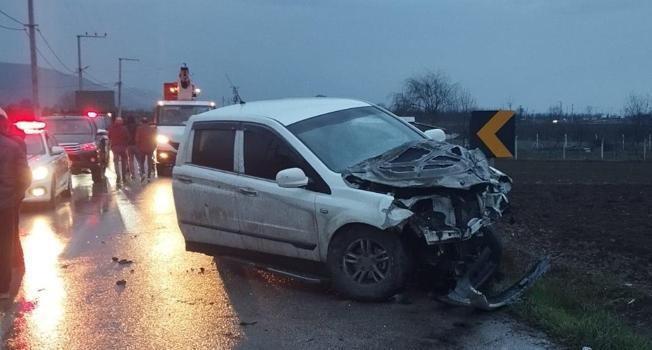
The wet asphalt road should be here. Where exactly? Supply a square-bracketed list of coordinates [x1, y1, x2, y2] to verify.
[1, 172, 553, 350]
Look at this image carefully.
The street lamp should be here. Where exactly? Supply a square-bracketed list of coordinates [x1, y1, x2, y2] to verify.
[117, 57, 139, 119]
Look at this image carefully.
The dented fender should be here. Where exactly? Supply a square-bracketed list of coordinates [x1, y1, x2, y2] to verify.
[315, 192, 414, 261]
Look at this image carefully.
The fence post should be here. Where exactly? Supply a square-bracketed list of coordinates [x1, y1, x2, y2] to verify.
[515, 135, 518, 160]
[644, 140, 647, 161]
[536, 132, 539, 150]
[601, 138, 604, 160]
[563, 133, 567, 160]
[622, 134, 625, 152]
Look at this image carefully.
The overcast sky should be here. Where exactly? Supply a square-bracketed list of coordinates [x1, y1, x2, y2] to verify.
[2, 0, 651, 113]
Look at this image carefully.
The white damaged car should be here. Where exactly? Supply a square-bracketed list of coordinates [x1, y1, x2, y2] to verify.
[172, 98, 548, 308]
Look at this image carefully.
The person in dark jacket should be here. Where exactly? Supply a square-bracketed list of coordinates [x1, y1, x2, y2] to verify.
[135, 117, 157, 182]
[125, 116, 139, 180]
[0, 108, 31, 299]
[108, 117, 130, 186]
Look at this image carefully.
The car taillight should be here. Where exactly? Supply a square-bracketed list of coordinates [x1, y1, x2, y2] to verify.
[80, 143, 97, 151]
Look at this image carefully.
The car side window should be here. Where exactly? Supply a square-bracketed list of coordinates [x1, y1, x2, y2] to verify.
[243, 125, 306, 180]
[191, 126, 235, 172]
[242, 124, 331, 193]
[45, 134, 56, 152]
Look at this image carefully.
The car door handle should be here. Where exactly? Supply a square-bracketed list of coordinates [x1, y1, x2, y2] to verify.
[239, 188, 258, 196]
[177, 176, 193, 184]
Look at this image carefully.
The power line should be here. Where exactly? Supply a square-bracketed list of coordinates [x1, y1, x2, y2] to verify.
[83, 69, 112, 88]
[0, 9, 24, 25]
[36, 28, 75, 74]
[0, 23, 24, 31]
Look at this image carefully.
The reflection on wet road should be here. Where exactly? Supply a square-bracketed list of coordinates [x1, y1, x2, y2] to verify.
[1, 173, 552, 349]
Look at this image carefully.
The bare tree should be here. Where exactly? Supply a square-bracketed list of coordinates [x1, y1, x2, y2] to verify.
[623, 93, 651, 118]
[391, 71, 475, 115]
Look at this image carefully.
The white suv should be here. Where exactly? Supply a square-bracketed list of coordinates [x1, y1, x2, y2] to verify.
[172, 98, 548, 308]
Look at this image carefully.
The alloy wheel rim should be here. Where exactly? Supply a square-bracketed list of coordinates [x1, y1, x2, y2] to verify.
[343, 239, 390, 285]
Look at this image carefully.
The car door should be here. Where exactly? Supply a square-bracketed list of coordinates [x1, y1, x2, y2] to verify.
[45, 133, 67, 192]
[236, 123, 321, 255]
[173, 122, 244, 249]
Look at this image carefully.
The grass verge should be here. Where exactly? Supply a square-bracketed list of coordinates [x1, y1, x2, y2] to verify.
[510, 265, 652, 350]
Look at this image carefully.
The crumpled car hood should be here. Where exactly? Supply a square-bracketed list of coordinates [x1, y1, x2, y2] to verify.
[342, 140, 495, 190]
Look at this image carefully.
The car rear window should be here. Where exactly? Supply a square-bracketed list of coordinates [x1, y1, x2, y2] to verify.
[48, 119, 93, 135]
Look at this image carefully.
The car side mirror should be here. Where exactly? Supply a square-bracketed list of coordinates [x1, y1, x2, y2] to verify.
[97, 129, 108, 136]
[424, 128, 446, 142]
[276, 168, 309, 188]
[51, 146, 65, 155]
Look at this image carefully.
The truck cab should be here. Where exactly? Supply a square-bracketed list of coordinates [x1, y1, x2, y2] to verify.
[154, 100, 216, 175]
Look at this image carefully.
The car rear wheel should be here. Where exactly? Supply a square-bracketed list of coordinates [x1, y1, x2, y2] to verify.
[327, 226, 410, 301]
[91, 165, 105, 183]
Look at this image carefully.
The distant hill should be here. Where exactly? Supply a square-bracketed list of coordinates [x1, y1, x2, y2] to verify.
[0, 62, 158, 110]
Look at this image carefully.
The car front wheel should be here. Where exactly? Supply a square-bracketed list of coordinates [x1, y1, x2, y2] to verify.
[327, 226, 410, 301]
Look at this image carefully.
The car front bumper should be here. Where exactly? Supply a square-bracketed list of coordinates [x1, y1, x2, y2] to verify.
[156, 144, 177, 167]
[23, 176, 54, 203]
[439, 254, 550, 310]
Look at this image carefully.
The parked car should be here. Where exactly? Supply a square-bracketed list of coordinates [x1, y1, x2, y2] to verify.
[15, 121, 72, 206]
[172, 98, 548, 308]
[44, 115, 110, 182]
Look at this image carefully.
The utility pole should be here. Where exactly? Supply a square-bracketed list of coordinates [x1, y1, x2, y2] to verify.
[27, 0, 39, 116]
[76, 32, 107, 91]
[117, 57, 139, 119]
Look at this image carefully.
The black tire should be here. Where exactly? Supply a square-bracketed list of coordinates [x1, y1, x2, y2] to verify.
[327, 226, 410, 301]
[156, 164, 172, 177]
[91, 165, 105, 183]
[61, 175, 72, 198]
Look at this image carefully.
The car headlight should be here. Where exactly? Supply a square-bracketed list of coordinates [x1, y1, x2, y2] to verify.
[157, 134, 170, 144]
[32, 166, 49, 181]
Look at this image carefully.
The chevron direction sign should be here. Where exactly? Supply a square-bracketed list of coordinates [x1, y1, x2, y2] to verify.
[470, 110, 515, 158]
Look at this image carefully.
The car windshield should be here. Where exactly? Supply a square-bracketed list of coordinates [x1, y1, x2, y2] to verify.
[24, 134, 45, 155]
[157, 105, 211, 126]
[287, 106, 424, 172]
[47, 119, 93, 135]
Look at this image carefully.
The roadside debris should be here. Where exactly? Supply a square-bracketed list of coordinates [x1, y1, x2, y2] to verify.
[118, 259, 134, 265]
[116, 279, 127, 286]
[239, 321, 257, 326]
[111, 257, 119, 262]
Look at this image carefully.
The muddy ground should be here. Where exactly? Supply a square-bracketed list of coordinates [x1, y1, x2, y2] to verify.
[494, 160, 652, 332]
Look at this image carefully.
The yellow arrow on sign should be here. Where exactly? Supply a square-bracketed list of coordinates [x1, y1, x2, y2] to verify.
[476, 110, 514, 158]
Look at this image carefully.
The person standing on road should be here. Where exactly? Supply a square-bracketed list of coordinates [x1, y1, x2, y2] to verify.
[108, 117, 130, 186]
[125, 116, 139, 180]
[0, 108, 31, 300]
[135, 117, 157, 182]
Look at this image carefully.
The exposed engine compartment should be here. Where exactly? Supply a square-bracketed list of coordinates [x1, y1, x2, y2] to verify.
[343, 140, 512, 245]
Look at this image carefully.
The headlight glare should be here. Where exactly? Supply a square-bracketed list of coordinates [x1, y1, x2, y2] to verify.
[32, 166, 49, 181]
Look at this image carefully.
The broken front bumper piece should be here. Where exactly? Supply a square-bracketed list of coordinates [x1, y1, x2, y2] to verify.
[440, 256, 551, 310]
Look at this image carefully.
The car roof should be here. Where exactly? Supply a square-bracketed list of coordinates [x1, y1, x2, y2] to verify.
[157, 100, 215, 106]
[43, 115, 88, 120]
[194, 97, 371, 126]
